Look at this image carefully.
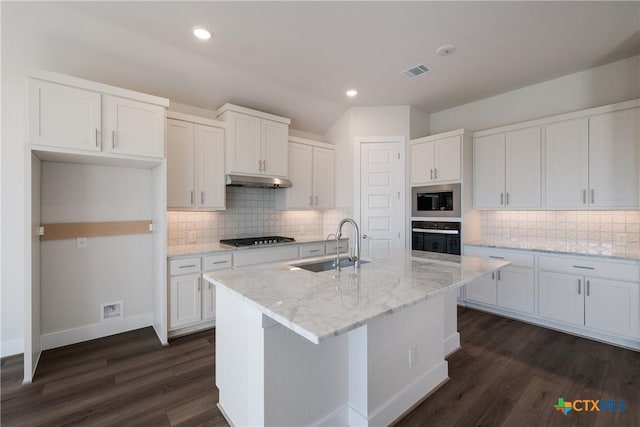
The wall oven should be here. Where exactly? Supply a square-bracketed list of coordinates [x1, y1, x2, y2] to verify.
[411, 183, 461, 218]
[412, 221, 461, 255]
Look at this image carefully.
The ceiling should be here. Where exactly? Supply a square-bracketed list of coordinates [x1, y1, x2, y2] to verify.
[3, 1, 640, 135]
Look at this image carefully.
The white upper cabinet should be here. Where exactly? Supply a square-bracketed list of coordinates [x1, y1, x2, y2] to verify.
[474, 128, 541, 209]
[588, 108, 639, 208]
[217, 104, 290, 178]
[28, 73, 168, 161]
[166, 113, 225, 211]
[544, 118, 589, 208]
[410, 134, 461, 185]
[29, 79, 102, 151]
[104, 95, 165, 158]
[276, 139, 335, 210]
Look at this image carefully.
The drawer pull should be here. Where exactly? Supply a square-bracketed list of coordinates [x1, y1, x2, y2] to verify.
[573, 265, 595, 270]
[489, 256, 504, 259]
[179, 264, 197, 269]
[211, 260, 228, 265]
[309, 249, 320, 253]
[578, 279, 581, 295]
[586, 280, 590, 296]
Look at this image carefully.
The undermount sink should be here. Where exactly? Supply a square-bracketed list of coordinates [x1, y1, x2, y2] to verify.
[292, 257, 370, 273]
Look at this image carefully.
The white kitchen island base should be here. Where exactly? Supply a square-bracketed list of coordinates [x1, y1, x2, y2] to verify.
[216, 284, 447, 427]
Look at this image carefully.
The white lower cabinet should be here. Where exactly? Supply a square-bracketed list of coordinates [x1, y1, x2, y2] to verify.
[466, 271, 497, 306]
[539, 271, 584, 326]
[497, 266, 535, 314]
[170, 273, 202, 329]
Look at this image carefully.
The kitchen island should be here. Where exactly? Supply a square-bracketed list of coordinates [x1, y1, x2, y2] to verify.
[204, 250, 508, 426]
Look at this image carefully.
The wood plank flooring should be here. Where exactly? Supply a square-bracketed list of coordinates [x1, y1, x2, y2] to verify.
[2, 308, 638, 426]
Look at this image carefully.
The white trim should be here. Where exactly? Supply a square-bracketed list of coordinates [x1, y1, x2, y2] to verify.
[1, 338, 24, 358]
[31, 147, 163, 169]
[40, 313, 154, 350]
[217, 403, 236, 427]
[215, 103, 291, 125]
[312, 404, 349, 427]
[348, 406, 368, 426]
[410, 128, 469, 144]
[166, 110, 226, 128]
[473, 98, 639, 137]
[444, 332, 461, 357]
[28, 69, 170, 107]
[288, 135, 334, 150]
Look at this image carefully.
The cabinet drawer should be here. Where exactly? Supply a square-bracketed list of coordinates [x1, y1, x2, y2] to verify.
[203, 254, 232, 271]
[299, 243, 325, 258]
[169, 257, 201, 275]
[234, 246, 299, 267]
[326, 240, 349, 255]
[539, 255, 639, 282]
[464, 246, 534, 268]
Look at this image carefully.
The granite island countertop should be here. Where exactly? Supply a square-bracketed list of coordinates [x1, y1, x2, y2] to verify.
[203, 250, 509, 344]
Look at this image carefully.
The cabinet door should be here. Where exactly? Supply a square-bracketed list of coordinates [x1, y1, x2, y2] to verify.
[196, 125, 225, 210]
[410, 141, 434, 185]
[286, 142, 314, 208]
[505, 127, 541, 208]
[262, 120, 289, 177]
[466, 272, 497, 305]
[544, 118, 589, 208]
[473, 134, 505, 208]
[497, 266, 534, 314]
[104, 96, 165, 158]
[202, 279, 216, 321]
[28, 79, 101, 151]
[166, 119, 195, 208]
[539, 271, 584, 326]
[584, 277, 639, 338]
[434, 136, 461, 182]
[227, 112, 261, 174]
[589, 108, 639, 208]
[169, 274, 202, 329]
[313, 147, 335, 209]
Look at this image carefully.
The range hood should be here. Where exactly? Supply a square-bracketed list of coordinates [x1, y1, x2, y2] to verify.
[225, 174, 292, 188]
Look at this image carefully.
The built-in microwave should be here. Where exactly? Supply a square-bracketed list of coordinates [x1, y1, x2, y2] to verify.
[411, 183, 461, 217]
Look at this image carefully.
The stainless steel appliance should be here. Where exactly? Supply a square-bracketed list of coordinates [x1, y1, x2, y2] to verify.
[220, 236, 295, 247]
[411, 183, 461, 217]
[411, 221, 461, 255]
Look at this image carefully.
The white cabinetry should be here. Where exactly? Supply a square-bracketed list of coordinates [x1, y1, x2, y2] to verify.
[474, 127, 541, 209]
[276, 138, 335, 209]
[167, 113, 225, 210]
[29, 77, 167, 160]
[410, 134, 461, 185]
[216, 104, 290, 178]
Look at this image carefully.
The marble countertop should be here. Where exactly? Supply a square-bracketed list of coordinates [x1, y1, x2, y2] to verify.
[167, 236, 347, 257]
[465, 241, 640, 262]
[203, 250, 509, 344]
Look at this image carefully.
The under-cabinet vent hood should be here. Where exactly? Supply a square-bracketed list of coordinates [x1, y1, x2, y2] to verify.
[225, 174, 292, 188]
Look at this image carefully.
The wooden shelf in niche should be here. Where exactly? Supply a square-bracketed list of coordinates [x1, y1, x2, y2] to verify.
[39, 220, 153, 240]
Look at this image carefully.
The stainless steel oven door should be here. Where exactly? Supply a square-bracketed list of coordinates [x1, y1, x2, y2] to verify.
[411, 183, 461, 217]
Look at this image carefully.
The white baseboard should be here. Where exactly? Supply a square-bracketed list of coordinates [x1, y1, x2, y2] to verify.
[1, 337, 24, 357]
[444, 331, 461, 357]
[347, 406, 368, 427]
[368, 360, 449, 426]
[41, 313, 153, 350]
[313, 404, 349, 427]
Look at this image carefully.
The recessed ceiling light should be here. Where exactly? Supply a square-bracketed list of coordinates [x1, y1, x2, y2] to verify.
[436, 44, 456, 56]
[193, 27, 211, 40]
[346, 89, 358, 97]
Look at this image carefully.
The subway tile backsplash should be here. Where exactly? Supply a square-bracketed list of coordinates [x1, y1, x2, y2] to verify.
[167, 187, 350, 246]
[480, 210, 640, 257]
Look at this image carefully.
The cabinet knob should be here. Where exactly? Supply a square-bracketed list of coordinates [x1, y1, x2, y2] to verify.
[362, 234, 368, 239]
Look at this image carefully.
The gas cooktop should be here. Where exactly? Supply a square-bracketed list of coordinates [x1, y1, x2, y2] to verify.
[219, 236, 296, 247]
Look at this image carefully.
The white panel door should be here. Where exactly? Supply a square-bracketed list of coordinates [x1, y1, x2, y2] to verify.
[29, 79, 101, 151]
[203, 278, 216, 321]
[505, 127, 541, 208]
[313, 147, 335, 209]
[544, 118, 589, 208]
[473, 133, 505, 208]
[497, 267, 534, 314]
[589, 108, 639, 208]
[262, 120, 289, 177]
[539, 271, 584, 326]
[170, 274, 202, 329]
[196, 124, 225, 210]
[360, 142, 404, 259]
[434, 136, 461, 182]
[104, 95, 165, 158]
[166, 119, 195, 208]
[466, 273, 497, 306]
[584, 277, 639, 338]
[287, 142, 314, 208]
[228, 112, 261, 174]
[410, 141, 434, 185]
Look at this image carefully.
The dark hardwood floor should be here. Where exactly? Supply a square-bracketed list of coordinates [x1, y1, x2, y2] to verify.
[2, 308, 638, 426]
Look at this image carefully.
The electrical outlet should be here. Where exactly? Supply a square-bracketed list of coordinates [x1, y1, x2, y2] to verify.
[188, 231, 197, 243]
[408, 348, 417, 368]
[77, 237, 88, 249]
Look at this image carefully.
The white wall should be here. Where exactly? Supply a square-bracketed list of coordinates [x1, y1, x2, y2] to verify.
[430, 55, 640, 133]
[409, 106, 430, 139]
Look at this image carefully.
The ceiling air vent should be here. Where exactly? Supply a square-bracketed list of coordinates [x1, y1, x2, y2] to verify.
[402, 64, 429, 78]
